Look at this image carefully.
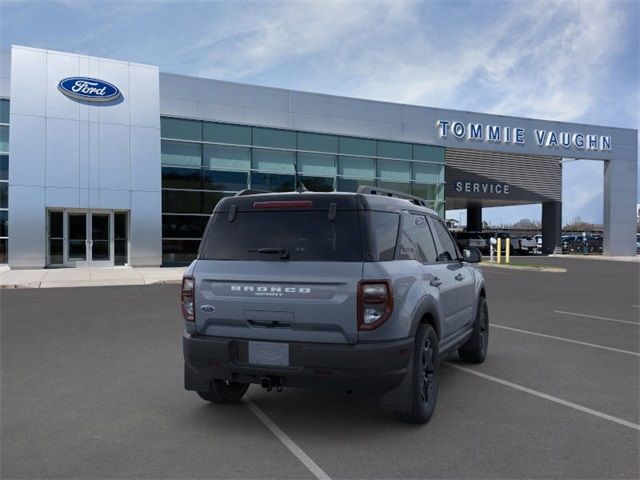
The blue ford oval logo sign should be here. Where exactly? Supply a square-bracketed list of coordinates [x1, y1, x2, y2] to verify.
[57, 77, 121, 102]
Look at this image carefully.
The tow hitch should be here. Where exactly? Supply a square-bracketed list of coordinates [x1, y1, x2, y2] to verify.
[260, 376, 283, 392]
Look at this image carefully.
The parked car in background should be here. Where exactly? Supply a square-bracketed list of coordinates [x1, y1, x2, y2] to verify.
[517, 236, 537, 254]
[562, 235, 579, 253]
[452, 231, 488, 253]
[636, 234, 640, 253]
[563, 235, 603, 254]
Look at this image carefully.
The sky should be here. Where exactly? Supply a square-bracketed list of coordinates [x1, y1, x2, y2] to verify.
[1, 0, 638, 226]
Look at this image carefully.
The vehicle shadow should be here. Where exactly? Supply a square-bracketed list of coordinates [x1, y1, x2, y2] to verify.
[191, 354, 466, 435]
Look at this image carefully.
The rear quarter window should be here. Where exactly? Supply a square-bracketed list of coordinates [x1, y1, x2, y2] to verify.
[363, 211, 400, 261]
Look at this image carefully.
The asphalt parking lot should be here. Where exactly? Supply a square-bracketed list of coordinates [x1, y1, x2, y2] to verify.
[1, 257, 639, 479]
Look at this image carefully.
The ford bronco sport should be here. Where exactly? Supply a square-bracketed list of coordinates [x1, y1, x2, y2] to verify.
[182, 187, 488, 423]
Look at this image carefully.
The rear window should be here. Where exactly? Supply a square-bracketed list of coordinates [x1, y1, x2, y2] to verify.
[199, 210, 364, 261]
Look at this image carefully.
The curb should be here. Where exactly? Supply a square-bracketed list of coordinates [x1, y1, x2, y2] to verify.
[480, 262, 567, 273]
[0, 279, 183, 289]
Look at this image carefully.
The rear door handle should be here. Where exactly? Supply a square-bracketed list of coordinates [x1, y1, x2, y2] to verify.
[430, 277, 443, 287]
[455, 273, 465, 281]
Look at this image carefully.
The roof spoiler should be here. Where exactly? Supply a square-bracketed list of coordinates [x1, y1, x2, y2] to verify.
[356, 186, 429, 207]
[234, 189, 270, 197]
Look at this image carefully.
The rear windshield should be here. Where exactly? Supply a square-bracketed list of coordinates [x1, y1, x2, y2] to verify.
[199, 210, 364, 261]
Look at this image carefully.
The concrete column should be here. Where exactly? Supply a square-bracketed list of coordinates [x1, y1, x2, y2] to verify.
[467, 206, 482, 231]
[542, 201, 562, 254]
[603, 158, 637, 256]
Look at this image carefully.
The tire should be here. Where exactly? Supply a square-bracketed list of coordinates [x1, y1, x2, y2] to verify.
[395, 324, 439, 424]
[197, 379, 249, 404]
[458, 297, 489, 364]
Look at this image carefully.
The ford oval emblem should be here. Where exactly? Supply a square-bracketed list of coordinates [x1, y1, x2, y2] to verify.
[57, 77, 121, 103]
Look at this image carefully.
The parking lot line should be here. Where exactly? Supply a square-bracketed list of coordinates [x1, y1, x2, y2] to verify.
[245, 396, 331, 480]
[491, 324, 640, 357]
[554, 310, 640, 326]
[447, 364, 640, 432]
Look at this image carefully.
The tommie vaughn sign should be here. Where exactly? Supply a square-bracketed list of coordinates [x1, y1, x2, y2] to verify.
[436, 120, 612, 152]
[57, 77, 121, 102]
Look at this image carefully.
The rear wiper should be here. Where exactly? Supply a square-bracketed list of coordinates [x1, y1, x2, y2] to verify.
[248, 247, 290, 259]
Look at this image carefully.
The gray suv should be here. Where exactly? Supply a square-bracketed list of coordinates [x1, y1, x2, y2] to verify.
[182, 187, 488, 423]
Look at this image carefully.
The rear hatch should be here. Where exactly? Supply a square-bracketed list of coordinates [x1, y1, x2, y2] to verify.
[193, 194, 364, 344]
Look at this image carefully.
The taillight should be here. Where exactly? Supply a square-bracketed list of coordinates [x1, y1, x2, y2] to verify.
[181, 276, 195, 322]
[358, 280, 393, 330]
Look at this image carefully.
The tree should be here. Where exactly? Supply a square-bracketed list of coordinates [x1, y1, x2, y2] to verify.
[563, 216, 602, 232]
[511, 218, 541, 230]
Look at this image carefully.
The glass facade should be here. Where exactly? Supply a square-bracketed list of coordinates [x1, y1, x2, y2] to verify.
[0, 99, 8, 264]
[160, 116, 446, 265]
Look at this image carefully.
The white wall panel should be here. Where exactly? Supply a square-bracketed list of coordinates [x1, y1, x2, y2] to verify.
[9, 114, 45, 186]
[89, 121, 100, 190]
[0, 77, 10, 98]
[98, 123, 130, 190]
[8, 185, 46, 268]
[402, 105, 431, 126]
[78, 121, 90, 188]
[366, 102, 403, 124]
[329, 117, 369, 137]
[89, 189, 100, 209]
[160, 73, 199, 101]
[197, 102, 244, 123]
[159, 96, 199, 119]
[46, 117, 80, 188]
[0, 51, 10, 79]
[198, 79, 244, 106]
[97, 60, 130, 125]
[79, 188, 90, 208]
[0, 51, 11, 97]
[402, 123, 431, 143]
[45, 187, 79, 208]
[290, 91, 330, 116]
[46, 51, 80, 121]
[130, 125, 161, 192]
[328, 97, 368, 120]
[129, 190, 161, 266]
[244, 85, 288, 111]
[130, 66, 160, 128]
[290, 113, 331, 132]
[99, 189, 131, 209]
[245, 108, 289, 128]
[10, 47, 46, 116]
[368, 120, 402, 140]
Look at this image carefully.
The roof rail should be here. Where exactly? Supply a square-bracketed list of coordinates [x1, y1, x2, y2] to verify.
[234, 189, 270, 197]
[356, 186, 429, 207]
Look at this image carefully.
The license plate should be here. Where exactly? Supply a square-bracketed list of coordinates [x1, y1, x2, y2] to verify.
[248, 341, 289, 367]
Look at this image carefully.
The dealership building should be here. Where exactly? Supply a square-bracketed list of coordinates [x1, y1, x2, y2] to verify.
[0, 45, 637, 268]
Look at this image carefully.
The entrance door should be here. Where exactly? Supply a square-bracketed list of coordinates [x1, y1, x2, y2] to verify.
[47, 210, 129, 267]
[89, 213, 112, 266]
[67, 213, 88, 266]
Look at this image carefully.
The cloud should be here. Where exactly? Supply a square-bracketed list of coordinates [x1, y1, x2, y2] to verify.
[1, 0, 636, 225]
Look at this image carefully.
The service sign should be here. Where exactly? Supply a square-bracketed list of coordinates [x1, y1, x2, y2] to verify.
[57, 77, 121, 102]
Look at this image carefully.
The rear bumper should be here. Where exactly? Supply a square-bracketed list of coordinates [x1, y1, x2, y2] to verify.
[183, 333, 413, 394]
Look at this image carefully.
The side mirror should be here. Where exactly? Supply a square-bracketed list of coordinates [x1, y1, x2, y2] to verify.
[463, 247, 482, 263]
